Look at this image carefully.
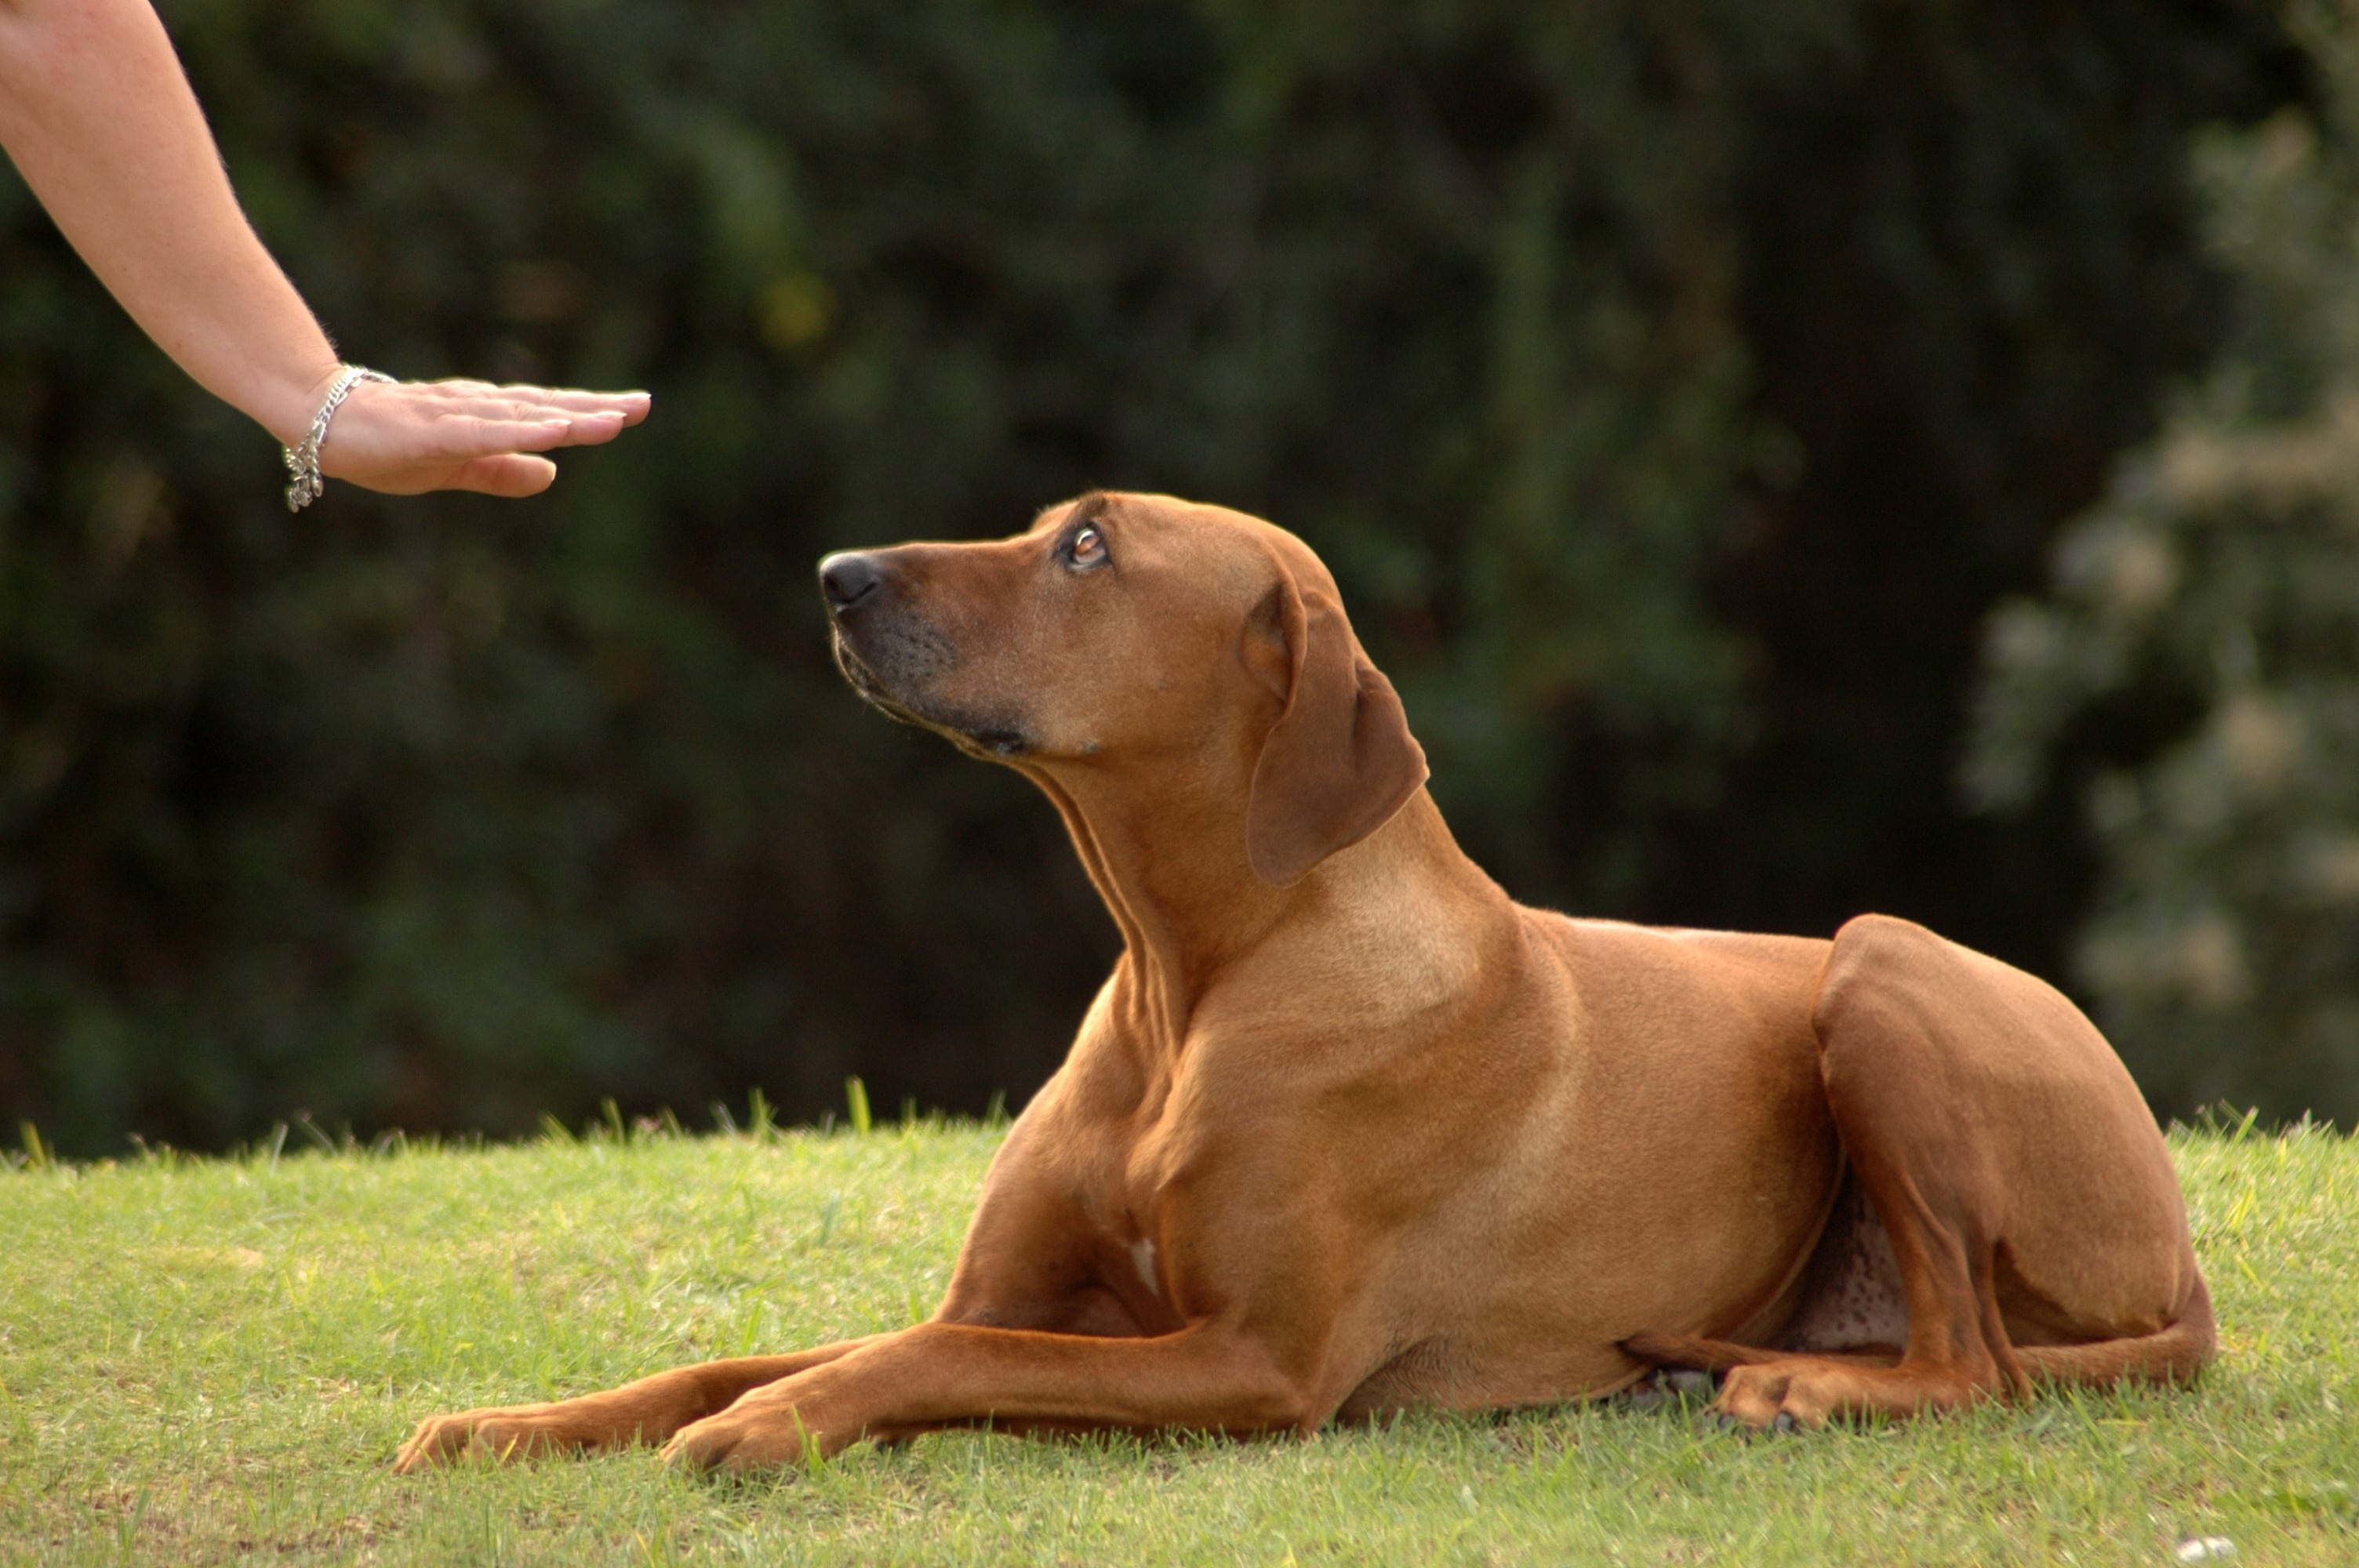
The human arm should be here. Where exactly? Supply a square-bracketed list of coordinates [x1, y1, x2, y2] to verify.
[0, 0, 647, 499]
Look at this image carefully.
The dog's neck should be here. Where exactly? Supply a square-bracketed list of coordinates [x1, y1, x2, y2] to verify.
[1023, 762, 1504, 1063]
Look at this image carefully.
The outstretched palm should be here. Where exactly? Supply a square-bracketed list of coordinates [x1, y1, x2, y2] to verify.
[315, 377, 649, 498]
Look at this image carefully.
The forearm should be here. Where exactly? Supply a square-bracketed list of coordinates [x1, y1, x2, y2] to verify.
[0, 0, 340, 444]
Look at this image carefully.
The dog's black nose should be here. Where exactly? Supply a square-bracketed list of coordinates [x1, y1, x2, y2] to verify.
[819, 551, 884, 615]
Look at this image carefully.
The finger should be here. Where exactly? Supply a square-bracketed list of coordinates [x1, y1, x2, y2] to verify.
[422, 397, 589, 429]
[446, 452, 561, 496]
[423, 401, 634, 441]
[513, 388, 652, 423]
[351, 452, 563, 496]
[438, 412, 628, 456]
[421, 381, 651, 421]
[548, 408, 635, 444]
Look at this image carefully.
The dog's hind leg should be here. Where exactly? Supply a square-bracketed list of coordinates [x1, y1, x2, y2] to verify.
[1668, 915, 2210, 1430]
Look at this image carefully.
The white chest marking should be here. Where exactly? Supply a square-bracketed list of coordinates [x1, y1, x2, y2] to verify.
[1130, 1238, 1159, 1295]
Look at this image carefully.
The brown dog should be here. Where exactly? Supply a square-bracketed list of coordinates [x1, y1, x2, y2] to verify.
[394, 492, 2212, 1472]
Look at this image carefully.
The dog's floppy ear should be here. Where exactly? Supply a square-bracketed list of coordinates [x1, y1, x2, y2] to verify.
[1245, 574, 1428, 887]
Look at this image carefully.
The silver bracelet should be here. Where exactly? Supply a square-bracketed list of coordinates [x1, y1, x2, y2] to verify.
[283, 365, 392, 513]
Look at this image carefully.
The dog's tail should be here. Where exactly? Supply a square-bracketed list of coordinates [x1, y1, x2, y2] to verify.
[2014, 1276, 2218, 1389]
[1626, 1274, 2215, 1389]
[1618, 1331, 1898, 1373]
[1619, 1331, 1776, 1371]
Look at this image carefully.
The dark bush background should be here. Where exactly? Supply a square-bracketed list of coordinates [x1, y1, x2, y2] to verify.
[0, 0, 2322, 1154]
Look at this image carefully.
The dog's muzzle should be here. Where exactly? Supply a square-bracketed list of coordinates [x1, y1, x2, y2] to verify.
[816, 548, 1032, 758]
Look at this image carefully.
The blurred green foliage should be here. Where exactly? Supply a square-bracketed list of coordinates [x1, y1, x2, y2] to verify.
[1970, 1, 2359, 1129]
[0, 1, 2306, 1152]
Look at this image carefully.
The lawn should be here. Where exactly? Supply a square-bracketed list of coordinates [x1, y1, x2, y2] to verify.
[1, 1111, 2353, 1566]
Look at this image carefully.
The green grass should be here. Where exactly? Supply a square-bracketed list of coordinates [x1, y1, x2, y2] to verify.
[2, 1116, 2353, 1566]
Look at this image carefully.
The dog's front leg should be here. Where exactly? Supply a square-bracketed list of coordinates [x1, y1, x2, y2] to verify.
[660, 1319, 1319, 1472]
[393, 1337, 888, 1470]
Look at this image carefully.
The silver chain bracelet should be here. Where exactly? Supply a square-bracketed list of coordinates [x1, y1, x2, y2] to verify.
[283, 365, 393, 513]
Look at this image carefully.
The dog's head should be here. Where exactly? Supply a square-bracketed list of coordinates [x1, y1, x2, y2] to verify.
[818, 492, 1427, 886]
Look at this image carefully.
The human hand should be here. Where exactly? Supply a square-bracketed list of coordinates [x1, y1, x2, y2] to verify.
[309, 375, 651, 498]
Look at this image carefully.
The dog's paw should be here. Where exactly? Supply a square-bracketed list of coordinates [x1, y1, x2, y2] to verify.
[1714, 1361, 1845, 1430]
[393, 1404, 574, 1472]
[659, 1403, 811, 1474]
[1710, 1356, 1983, 1430]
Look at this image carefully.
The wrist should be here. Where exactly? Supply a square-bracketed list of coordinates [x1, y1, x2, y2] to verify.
[254, 360, 351, 448]
[282, 365, 391, 512]
[220, 347, 346, 447]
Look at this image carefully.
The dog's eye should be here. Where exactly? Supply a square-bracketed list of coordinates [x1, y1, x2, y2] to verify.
[1068, 525, 1107, 567]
